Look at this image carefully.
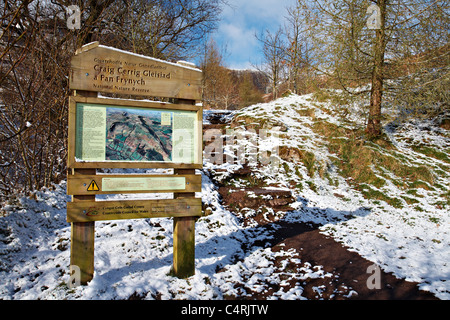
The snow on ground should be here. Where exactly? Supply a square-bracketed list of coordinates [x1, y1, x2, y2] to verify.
[0, 176, 328, 300]
[0, 93, 449, 299]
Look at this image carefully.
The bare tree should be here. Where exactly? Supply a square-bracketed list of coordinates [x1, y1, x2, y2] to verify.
[284, 5, 311, 94]
[110, 0, 223, 61]
[0, 1, 72, 196]
[201, 38, 240, 109]
[297, 0, 449, 137]
[0, 0, 225, 199]
[255, 27, 287, 100]
[202, 38, 225, 108]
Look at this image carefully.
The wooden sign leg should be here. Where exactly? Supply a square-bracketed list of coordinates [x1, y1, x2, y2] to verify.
[69, 168, 96, 285]
[68, 90, 98, 285]
[173, 169, 196, 278]
[71, 221, 95, 284]
[173, 216, 196, 278]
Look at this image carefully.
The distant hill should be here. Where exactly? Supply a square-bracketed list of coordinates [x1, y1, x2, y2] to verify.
[229, 69, 269, 93]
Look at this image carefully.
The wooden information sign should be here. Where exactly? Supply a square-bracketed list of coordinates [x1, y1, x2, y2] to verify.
[67, 42, 203, 285]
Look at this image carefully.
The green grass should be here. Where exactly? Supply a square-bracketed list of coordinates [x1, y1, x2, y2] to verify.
[411, 145, 450, 163]
[312, 120, 435, 192]
[358, 184, 404, 208]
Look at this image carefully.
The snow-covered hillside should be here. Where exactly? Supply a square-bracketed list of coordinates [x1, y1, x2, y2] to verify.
[0, 93, 448, 300]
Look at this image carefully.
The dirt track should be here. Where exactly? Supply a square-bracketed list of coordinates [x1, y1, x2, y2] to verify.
[212, 173, 438, 300]
[204, 113, 439, 300]
[263, 221, 437, 300]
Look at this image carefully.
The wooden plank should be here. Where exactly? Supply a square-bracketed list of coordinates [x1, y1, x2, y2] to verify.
[196, 101, 204, 165]
[67, 174, 201, 195]
[67, 198, 202, 223]
[67, 97, 77, 169]
[70, 96, 202, 112]
[69, 161, 202, 170]
[74, 90, 99, 98]
[70, 42, 202, 101]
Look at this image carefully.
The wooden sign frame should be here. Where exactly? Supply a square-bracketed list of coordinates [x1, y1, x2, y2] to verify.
[67, 42, 203, 285]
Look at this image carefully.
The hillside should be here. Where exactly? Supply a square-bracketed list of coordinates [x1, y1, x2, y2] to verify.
[0, 92, 449, 300]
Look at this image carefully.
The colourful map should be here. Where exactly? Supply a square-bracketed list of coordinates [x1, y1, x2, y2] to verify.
[105, 108, 172, 161]
[75, 103, 198, 164]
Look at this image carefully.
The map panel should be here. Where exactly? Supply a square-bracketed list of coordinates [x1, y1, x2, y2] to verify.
[105, 108, 172, 162]
[74, 102, 197, 163]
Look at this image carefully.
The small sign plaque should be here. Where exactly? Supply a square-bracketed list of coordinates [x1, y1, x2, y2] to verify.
[66, 174, 201, 195]
[102, 176, 186, 192]
[67, 198, 202, 222]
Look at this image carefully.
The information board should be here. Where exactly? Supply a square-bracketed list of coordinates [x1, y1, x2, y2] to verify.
[68, 96, 202, 169]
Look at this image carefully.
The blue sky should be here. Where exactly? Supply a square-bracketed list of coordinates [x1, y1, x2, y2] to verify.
[212, 0, 298, 70]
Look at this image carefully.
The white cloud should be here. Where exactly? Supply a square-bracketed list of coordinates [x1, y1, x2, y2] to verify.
[214, 0, 297, 69]
[223, 0, 293, 25]
[218, 22, 258, 66]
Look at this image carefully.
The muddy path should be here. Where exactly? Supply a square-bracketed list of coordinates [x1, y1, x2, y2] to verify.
[203, 114, 438, 300]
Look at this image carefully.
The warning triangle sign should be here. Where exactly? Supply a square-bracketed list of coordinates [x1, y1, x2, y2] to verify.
[87, 180, 99, 191]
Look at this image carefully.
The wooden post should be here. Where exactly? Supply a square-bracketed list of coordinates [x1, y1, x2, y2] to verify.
[70, 168, 96, 285]
[172, 93, 198, 278]
[69, 90, 97, 285]
[173, 169, 196, 278]
[173, 217, 196, 278]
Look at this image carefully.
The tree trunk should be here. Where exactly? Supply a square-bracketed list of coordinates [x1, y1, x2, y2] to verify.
[367, 0, 386, 138]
